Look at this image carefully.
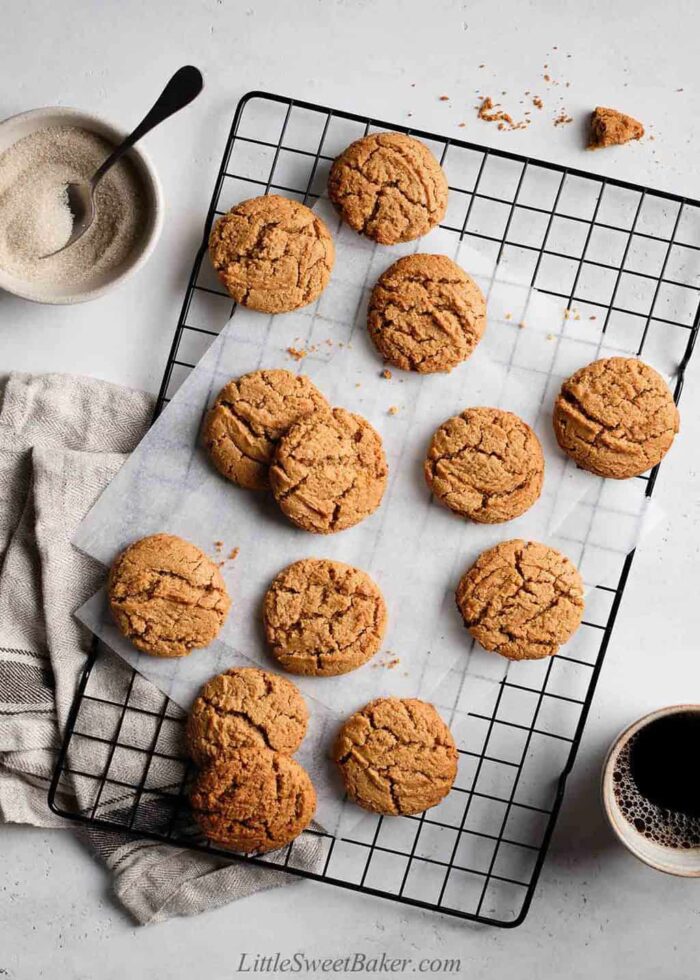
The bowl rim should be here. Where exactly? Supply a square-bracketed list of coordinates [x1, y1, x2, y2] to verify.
[601, 703, 700, 877]
[0, 105, 164, 304]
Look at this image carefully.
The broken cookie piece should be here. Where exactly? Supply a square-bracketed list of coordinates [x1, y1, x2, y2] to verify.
[588, 106, 644, 149]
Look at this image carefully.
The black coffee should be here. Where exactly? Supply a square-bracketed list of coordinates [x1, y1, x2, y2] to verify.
[612, 711, 700, 849]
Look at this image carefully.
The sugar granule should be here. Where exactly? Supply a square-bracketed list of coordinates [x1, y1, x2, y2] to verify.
[0, 126, 145, 286]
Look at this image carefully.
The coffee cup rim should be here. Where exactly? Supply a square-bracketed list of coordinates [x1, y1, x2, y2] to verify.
[601, 703, 700, 877]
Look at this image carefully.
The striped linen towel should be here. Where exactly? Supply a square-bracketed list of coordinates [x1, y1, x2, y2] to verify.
[0, 372, 314, 923]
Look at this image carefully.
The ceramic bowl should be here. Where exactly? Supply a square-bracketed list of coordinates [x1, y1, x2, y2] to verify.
[0, 106, 163, 304]
[601, 704, 700, 877]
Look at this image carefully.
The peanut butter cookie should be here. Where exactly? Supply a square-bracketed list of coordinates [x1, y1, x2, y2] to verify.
[269, 407, 388, 533]
[263, 559, 387, 676]
[588, 107, 644, 149]
[425, 407, 544, 523]
[186, 667, 308, 765]
[456, 539, 584, 661]
[202, 369, 329, 491]
[367, 254, 486, 374]
[108, 533, 231, 658]
[333, 697, 458, 815]
[190, 747, 316, 854]
[208, 194, 334, 313]
[553, 357, 679, 479]
[328, 132, 448, 245]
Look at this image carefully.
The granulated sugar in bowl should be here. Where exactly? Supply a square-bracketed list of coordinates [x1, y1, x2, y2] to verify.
[0, 107, 162, 303]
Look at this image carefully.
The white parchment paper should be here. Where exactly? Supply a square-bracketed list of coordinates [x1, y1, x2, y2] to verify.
[74, 198, 661, 833]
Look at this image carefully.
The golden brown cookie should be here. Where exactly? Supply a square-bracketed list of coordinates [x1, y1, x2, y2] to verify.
[269, 407, 388, 534]
[456, 539, 584, 661]
[328, 132, 448, 245]
[553, 357, 679, 479]
[108, 534, 231, 658]
[208, 195, 334, 313]
[186, 667, 308, 765]
[367, 254, 486, 374]
[588, 107, 644, 149]
[425, 408, 544, 523]
[190, 747, 316, 854]
[333, 698, 458, 815]
[263, 559, 387, 676]
[202, 369, 329, 491]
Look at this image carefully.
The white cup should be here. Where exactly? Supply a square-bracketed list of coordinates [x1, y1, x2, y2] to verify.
[601, 704, 700, 877]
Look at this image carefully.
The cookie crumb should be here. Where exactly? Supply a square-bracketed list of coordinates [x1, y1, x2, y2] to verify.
[533, 96, 543, 109]
[477, 96, 529, 131]
[554, 110, 574, 127]
[228, 547, 239, 561]
[381, 369, 393, 380]
[388, 405, 399, 416]
[439, 95, 450, 101]
[286, 346, 307, 361]
[588, 106, 644, 149]
[518, 321, 526, 329]
[214, 540, 224, 552]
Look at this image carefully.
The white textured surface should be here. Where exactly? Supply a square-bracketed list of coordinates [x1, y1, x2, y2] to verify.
[1, 0, 699, 976]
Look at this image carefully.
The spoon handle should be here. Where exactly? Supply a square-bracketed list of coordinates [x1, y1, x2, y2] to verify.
[92, 65, 204, 186]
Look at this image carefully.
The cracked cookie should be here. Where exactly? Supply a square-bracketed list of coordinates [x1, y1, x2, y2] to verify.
[425, 407, 544, 523]
[333, 697, 458, 815]
[208, 194, 335, 313]
[367, 254, 486, 373]
[328, 132, 449, 245]
[202, 369, 329, 491]
[263, 559, 387, 676]
[186, 667, 308, 765]
[553, 357, 679, 479]
[269, 407, 388, 534]
[456, 539, 584, 661]
[588, 107, 644, 149]
[190, 747, 316, 854]
[108, 534, 231, 658]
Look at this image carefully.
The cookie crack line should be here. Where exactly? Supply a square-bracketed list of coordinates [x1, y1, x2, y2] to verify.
[558, 388, 675, 449]
[275, 617, 380, 663]
[113, 559, 222, 596]
[462, 543, 581, 625]
[344, 137, 445, 211]
[336, 160, 436, 215]
[209, 196, 333, 313]
[192, 702, 278, 751]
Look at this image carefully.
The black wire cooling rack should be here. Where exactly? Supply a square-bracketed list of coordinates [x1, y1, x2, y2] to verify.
[49, 91, 700, 928]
